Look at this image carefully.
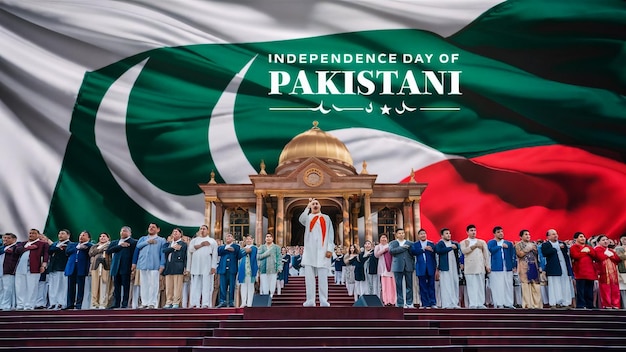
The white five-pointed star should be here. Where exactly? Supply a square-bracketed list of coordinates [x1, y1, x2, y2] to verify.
[380, 104, 391, 115]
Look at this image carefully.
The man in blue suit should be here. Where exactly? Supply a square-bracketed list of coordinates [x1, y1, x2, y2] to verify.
[216, 233, 240, 307]
[238, 235, 258, 307]
[487, 226, 517, 308]
[435, 228, 461, 309]
[410, 229, 437, 308]
[64, 231, 92, 309]
[389, 228, 415, 308]
[106, 226, 137, 308]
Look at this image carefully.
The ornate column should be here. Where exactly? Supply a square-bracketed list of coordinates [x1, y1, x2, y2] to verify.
[285, 215, 292, 247]
[276, 194, 285, 247]
[335, 213, 342, 247]
[411, 196, 421, 235]
[342, 194, 350, 249]
[204, 197, 214, 230]
[396, 207, 404, 231]
[255, 191, 264, 245]
[214, 202, 223, 240]
[364, 193, 372, 243]
[267, 203, 276, 237]
[403, 200, 414, 241]
[351, 197, 360, 247]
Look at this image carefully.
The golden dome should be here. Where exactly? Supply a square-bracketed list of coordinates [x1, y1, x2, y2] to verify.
[276, 121, 356, 176]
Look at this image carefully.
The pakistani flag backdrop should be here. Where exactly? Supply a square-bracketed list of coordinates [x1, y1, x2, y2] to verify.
[0, 0, 624, 241]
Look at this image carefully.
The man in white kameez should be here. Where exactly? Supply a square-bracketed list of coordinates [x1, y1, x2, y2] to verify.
[300, 198, 335, 307]
[540, 229, 574, 308]
[435, 228, 461, 309]
[187, 225, 218, 308]
[460, 224, 490, 309]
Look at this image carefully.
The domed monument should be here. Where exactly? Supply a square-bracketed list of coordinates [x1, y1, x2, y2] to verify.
[200, 122, 427, 248]
[276, 121, 356, 177]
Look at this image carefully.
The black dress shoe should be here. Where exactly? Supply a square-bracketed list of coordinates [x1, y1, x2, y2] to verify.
[62, 306, 74, 310]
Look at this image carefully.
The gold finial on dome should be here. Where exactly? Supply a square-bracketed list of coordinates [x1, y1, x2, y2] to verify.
[360, 161, 369, 175]
[209, 170, 217, 184]
[259, 159, 267, 175]
[409, 168, 416, 183]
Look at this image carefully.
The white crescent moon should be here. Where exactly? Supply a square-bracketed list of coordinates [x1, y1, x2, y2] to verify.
[95, 58, 204, 226]
[208, 57, 258, 184]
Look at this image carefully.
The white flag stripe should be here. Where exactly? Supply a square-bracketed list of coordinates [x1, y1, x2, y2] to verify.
[0, 0, 503, 235]
[330, 128, 463, 183]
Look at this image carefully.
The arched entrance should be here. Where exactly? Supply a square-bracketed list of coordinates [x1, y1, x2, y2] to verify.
[286, 198, 342, 247]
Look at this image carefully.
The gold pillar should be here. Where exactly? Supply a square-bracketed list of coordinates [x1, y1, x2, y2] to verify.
[412, 197, 421, 234]
[267, 204, 275, 237]
[403, 200, 414, 241]
[276, 194, 285, 247]
[255, 192, 264, 245]
[214, 202, 223, 240]
[364, 193, 372, 243]
[396, 207, 404, 235]
[335, 213, 342, 247]
[351, 199, 360, 248]
[204, 197, 214, 230]
[343, 194, 350, 249]
[286, 216, 292, 247]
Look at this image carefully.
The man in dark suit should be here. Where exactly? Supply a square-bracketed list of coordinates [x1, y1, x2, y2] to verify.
[435, 228, 461, 309]
[540, 228, 574, 308]
[47, 229, 72, 309]
[106, 226, 137, 309]
[389, 228, 415, 308]
[161, 228, 187, 309]
[64, 231, 92, 309]
[361, 240, 379, 296]
[410, 229, 437, 308]
[216, 233, 240, 307]
[292, 246, 303, 276]
[0, 233, 20, 310]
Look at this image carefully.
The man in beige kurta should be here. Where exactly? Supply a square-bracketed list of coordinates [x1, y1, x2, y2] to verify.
[460, 224, 490, 309]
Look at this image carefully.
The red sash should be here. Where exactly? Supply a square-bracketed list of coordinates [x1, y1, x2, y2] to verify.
[309, 215, 327, 247]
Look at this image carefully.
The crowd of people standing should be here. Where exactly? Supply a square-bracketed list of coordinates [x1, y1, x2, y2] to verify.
[0, 223, 294, 310]
[1, 221, 625, 311]
[332, 226, 626, 310]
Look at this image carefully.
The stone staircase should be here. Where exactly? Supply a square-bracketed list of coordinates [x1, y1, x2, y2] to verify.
[270, 275, 356, 307]
[1, 273, 625, 351]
